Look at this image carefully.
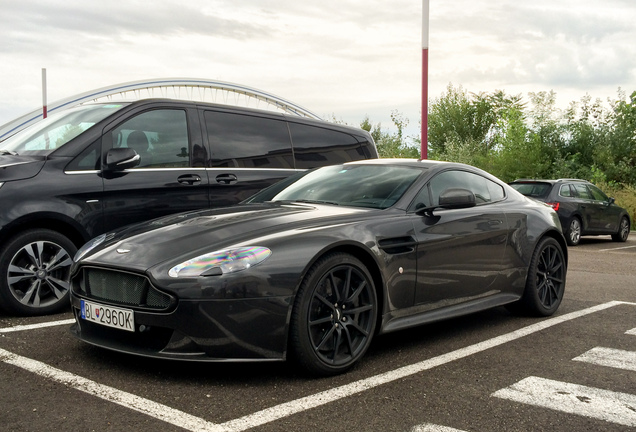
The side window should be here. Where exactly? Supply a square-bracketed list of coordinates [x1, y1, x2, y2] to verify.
[588, 185, 608, 201]
[428, 170, 504, 206]
[288, 123, 363, 169]
[110, 110, 190, 168]
[573, 183, 592, 199]
[204, 111, 293, 168]
[559, 184, 572, 197]
[66, 139, 101, 171]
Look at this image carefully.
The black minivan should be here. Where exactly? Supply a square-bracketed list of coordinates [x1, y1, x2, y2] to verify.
[0, 99, 377, 315]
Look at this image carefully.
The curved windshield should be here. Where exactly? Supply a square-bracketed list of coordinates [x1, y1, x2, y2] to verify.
[0, 103, 127, 156]
[263, 164, 423, 209]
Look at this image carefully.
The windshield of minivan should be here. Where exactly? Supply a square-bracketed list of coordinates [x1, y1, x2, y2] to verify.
[0, 103, 127, 156]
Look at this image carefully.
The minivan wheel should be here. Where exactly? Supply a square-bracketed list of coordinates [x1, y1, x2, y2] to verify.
[0, 229, 77, 316]
[565, 217, 581, 246]
[611, 216, 630, 242]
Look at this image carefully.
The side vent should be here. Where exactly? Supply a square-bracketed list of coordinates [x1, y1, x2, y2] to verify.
[378, 236, 417, 254]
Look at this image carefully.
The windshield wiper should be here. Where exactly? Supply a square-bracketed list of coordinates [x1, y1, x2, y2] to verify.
[0, 150, 18, 156]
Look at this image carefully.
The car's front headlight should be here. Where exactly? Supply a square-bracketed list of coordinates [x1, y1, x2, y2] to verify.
[169, 246, 272, 278]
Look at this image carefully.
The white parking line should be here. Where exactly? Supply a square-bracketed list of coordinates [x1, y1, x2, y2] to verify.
[0, 347, 224, 432]
[410, 424, 467, 432]
[573, 347, 636, 372]
[492, 376, 636, 427]
[598, 245, 636, 252]
[627, 328, 636, 336]
[0, 318, 75, 333]
[1, 301, 635, 432]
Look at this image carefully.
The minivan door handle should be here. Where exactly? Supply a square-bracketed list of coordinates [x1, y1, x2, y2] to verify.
[215, 174, 238, 185]
[177, 174, 202, 185]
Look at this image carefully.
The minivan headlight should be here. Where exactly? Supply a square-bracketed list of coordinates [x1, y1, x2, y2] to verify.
[169, 246, 271, 278]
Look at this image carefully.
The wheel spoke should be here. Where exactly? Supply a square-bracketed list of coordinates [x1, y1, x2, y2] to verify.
[8, 264, 36, 284]
[19, 280, 42, 306]
[46, 248, 73, 272]
[45, 276, 70, 299]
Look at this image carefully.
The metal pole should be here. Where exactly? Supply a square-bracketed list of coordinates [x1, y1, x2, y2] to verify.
[42, 68, 47, 119]
[421, 0, 429, 159]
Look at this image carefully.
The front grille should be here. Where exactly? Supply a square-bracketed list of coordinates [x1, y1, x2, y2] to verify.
[74, 267, 174, 310]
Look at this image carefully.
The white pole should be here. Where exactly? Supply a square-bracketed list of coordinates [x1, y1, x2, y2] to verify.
[42, 68, 47, 119]
[421, 0, 429, 159]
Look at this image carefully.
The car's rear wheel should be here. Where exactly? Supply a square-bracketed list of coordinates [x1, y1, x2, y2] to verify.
[0, 229, 76, 316]
[513, 237, 566, 317]
[611, 216, 630, 242]
[289, 252, 377, 376]
[565, 217, 581, 246]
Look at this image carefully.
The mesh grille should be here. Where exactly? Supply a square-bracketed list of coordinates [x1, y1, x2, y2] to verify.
[83, 268, 172, 310]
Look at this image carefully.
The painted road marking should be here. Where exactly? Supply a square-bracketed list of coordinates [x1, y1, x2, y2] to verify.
[411, 424, 467, 432]
[0, 318, 75, 333]
[492, 376, 636, 427]
[598, 245, 636, 252]
[0, 301, 634, 431]
[627, 327, 636, 336]
[573, 347, 636, 372]
[0, 347, 224, 432]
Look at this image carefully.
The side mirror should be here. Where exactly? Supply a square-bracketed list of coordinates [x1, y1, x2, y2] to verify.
[416, 188, 476, 216]
[608, 197, 616, 205]
[105, 148, 140, 171]
[439, 188, 476, 209]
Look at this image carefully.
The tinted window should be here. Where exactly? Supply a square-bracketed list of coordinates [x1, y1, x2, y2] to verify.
[429, 170, 504, 205]
[111, 110, 190, 168]
[573, 183, 592, 199]
[588, 185, 609, 201]
[289, 123, 363, 169]
[559, 184, 573, 197]
[204, 111, 293, 169]
[510, 182, 551, 198]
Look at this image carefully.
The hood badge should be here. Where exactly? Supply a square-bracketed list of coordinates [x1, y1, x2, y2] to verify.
[116, 248, 131, 254]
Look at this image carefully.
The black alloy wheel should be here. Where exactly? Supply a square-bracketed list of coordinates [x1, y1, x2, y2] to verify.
[566, 217, 581, 246]
[517, 237, 566, 317]
[0, 229, 76, 316]
[612, 216, 630, 242]
[290, 252, 377, 376]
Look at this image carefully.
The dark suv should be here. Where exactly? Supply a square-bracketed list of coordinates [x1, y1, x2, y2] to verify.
[509, 179, 630, 246]
[0, 99, 377, 315]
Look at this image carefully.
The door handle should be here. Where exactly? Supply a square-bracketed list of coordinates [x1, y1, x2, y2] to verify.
[177, 174, 202, 185]
[215, 174, 238, 185]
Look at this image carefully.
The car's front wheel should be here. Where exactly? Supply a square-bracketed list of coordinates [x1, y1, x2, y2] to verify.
[0, 229, 76, 316]
[514, 237, 566, 317]
[289, 252, 377, 376]
[611, 216, 630, 242]
[565, 217, 581, 246]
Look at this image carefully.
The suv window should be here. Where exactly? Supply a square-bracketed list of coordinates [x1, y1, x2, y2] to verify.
[573, 183, 593, 199]
[289, 123, 362, 169]
[204, 111, 293, 169]
[588, 184, 609, 201]
[559, 184, 573, 197]
[111, 110, 190, 168]
[428, 170, 504, 206]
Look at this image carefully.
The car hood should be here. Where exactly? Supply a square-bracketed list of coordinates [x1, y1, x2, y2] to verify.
[0, 155, 46, 181]
[80, 203, 371, 271]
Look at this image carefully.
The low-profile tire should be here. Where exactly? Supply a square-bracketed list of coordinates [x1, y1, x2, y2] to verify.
[0, 229, 77, 316]
[611, 216, 630, 242]
[289, 252, 377, 376]
[565, 217, 581, 246]
[513, 237, 566, 317]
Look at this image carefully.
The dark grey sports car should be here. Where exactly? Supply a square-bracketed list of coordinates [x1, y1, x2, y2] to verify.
[70, 159, 568, 376]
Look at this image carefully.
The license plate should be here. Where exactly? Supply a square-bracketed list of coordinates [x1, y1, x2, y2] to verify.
[80, 299, 135, 332]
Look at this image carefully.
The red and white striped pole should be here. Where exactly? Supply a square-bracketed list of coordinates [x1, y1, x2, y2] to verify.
[41, 68, 48, 119]
[421, 0, 429, 159]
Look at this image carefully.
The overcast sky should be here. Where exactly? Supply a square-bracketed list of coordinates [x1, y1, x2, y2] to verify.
[1, 0, 635, 138]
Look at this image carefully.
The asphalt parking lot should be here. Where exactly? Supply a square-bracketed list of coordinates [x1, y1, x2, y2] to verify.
[1, 236, 635, 431]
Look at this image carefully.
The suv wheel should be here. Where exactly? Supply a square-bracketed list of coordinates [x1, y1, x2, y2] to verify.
[0, 229, 77, 316]
[565, 217, 581, 246]
[612, 216, 630, 242]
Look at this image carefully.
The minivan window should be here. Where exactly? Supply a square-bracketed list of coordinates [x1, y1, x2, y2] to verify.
[0, 104, 126, 156]
[204, 111, 293, 169]
[289, 122, 362, 169]
[111, 109, 190, 168]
